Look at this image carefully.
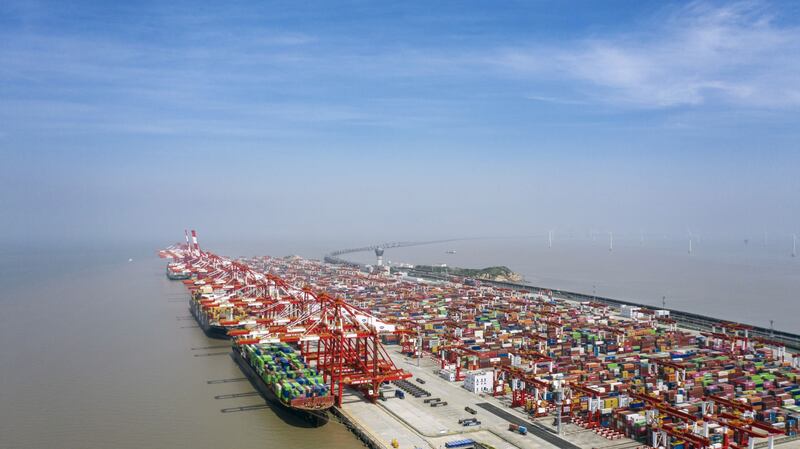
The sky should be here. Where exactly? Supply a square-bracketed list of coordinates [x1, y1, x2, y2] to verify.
[1, 0, 799, 249]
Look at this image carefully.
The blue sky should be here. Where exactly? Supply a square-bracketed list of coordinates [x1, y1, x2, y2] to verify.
[1, 1, 799, 246]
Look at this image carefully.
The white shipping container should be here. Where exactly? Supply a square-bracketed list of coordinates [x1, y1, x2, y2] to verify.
[626, 413, 642, 422]
[439, 369, 456, 382]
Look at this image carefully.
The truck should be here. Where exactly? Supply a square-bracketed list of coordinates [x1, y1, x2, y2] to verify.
[508, 423, 528, 435]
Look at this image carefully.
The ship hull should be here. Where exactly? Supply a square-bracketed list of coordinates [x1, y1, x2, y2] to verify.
[231, 348, 330, 426]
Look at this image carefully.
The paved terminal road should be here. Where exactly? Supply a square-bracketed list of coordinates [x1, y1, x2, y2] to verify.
[475, 403, 583, 449]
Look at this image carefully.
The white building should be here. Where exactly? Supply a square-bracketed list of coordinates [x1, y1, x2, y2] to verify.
[621, 305, 644, 320]
[463, 370, 494, 394]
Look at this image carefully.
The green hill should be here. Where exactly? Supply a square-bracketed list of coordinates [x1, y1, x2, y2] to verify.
[413, 265, 523, 282]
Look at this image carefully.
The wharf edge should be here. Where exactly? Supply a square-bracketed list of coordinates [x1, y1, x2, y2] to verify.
[329, 406, 387, 449]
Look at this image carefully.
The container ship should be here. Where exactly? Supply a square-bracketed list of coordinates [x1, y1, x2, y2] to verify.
[189, 292, 242, 339]
[164, 267, 248, 339]
[232, 339, 334, 426]
[164, 265, 240, 339]
[165, 262, 190, 280]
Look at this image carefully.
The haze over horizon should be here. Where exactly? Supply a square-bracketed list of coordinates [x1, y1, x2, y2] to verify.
[2, 1, 799, 247]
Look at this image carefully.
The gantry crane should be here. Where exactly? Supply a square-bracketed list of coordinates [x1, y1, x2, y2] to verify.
[163, 232, 412, 407]
[234, 292, 411, 405]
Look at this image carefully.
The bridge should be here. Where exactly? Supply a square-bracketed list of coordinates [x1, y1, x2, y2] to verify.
[323, 239, 464, 266]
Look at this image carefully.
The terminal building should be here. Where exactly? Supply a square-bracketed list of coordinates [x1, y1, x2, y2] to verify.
[463, 370, 494, 394]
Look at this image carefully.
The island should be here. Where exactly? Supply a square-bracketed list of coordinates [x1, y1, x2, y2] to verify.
[411, 264, 524, 283]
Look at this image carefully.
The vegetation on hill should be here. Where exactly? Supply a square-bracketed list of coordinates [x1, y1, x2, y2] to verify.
[413, 265, 523, 282]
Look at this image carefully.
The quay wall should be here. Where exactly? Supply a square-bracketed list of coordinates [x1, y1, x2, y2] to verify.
[330, 406, 387, 449]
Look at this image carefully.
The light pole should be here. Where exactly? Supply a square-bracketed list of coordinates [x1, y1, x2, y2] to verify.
[417, 326, 422, 367]
[662, 296, 666, 309]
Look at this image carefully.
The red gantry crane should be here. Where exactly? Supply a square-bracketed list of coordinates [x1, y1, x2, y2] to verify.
[162, 231, 412, 407]
[233, 291, 411, 406]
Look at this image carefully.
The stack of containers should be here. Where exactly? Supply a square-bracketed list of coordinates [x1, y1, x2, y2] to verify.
[229, 252, 800, 444]
[246, 343, 329, 403]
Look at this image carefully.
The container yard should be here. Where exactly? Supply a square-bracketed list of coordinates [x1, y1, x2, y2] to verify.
[161, 231, 800, 449]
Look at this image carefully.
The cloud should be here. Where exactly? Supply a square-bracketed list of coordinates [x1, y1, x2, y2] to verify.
[524, 94, 587, 105]
[491, 1, 800, 109]
[1, 0, 798, 143]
